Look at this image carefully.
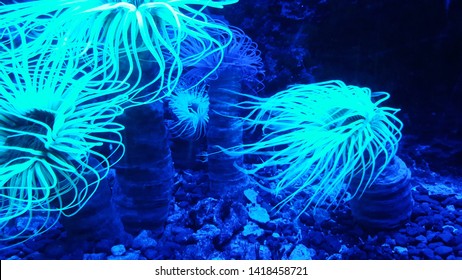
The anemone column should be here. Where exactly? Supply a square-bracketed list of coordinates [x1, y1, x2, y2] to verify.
[202, 27, 264, 197]
[113, 102, 174, 235]
[207, 69, 248, 196]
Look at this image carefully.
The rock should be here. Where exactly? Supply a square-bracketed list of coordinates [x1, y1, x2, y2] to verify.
[183, 245, 208, 260]
[327, 253, 342, 260]
[434, 246, 453, 257]
[299, 213, 316, 226]
[173, 228, 194, 244]
[413, 194, 437, 204]
[421, 248, 435, 259]
[415, 235, 427, 243]
[133, 230, 157, 249]
[83, 253, 107, 260]
[248, 205, 270, 223]
[412, 204, 427, 217]
[306, 230, 324, 245]
[108, 250, 141, 260]
[393, 246, 408, 256]
[259, 245, 272, 260]
[227, 237, 255, 259]
[429, 193, 449, 202]
[428, 214, 444, 226]
[428, 242, 444, 249]
[438, 232, 454, 244]
[407, 246, 420, 258]
[407, 225, 425, 237]
[243, 222, 265, 237]
[426, 231, 438, 242]
[385, 236, 397, 246]
[393, 233, 408, 246]
[416, 243, 427, 249]
[143, 248, 158, 260]
[244, 189, 259, 204]
[289, 244, 315, 260]
[193, 224, 221, 241]
[312, 208, 330, 225]
[111, 244, 126, 256]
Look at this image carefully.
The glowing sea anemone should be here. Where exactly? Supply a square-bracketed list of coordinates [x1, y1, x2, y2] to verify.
[0, 0, 237, 107]
[0, 35, 126, 245]
[226, 81, 403, 214]
[168, 82, 209, 140]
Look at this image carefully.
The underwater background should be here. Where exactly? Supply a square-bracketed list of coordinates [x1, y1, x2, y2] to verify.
[0, 0, 461, 260]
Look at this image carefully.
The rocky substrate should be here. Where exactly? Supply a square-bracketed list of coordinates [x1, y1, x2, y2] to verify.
[1, 147, 461, 260]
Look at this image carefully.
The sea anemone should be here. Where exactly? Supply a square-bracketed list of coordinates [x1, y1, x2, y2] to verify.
[168, 82, 209, 140]
[0, 34, 126, 245]
[0, 0, 237, 107]
[225, 80, 403, 214]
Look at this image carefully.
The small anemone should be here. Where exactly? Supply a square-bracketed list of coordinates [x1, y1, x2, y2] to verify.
[167, 82, 209, 140]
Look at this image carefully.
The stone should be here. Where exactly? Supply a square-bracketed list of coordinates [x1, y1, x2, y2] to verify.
[83, 253, 107, 260]
[393, 233, 408, 246]
[244, 189, 259, 204]
[133, 230, 157, 249]
[434, 246, 453, 257]
[421, 248, 435, 259]
[108, 250, 141, 260]
[248, 205, 270, 223]
[289, 244, 315, 260]
[193, 224, 221, 241]
[415, 235, 427, 243]
[111, 244, 126, 256]
[393, 246, 408, 256]
[438, 232, 454, 244]
[259, 245, 272, 260]
[243, 222, 265, 237]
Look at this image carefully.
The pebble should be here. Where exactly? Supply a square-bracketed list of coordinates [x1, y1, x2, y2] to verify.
[393, 233, 408, 246]
[248, 205, 270, 223]
[259, 245, 272, 260]
[407, 225, 425, 237]
[393, 246, 408, 256]
[111, 244, 126, 256]
[434, 246, 453, 257]
[243, 222, 265, 237]
[132, 230, 157, 249]
[438, 232, 454, 244]
[108, 250, 141, 260]
[428, 242, 444, 249]
[289, 244, 315, 260]
[415, 235, 427, 243]
[83, 253, 107, 260]
[420, 248, 435, 259]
